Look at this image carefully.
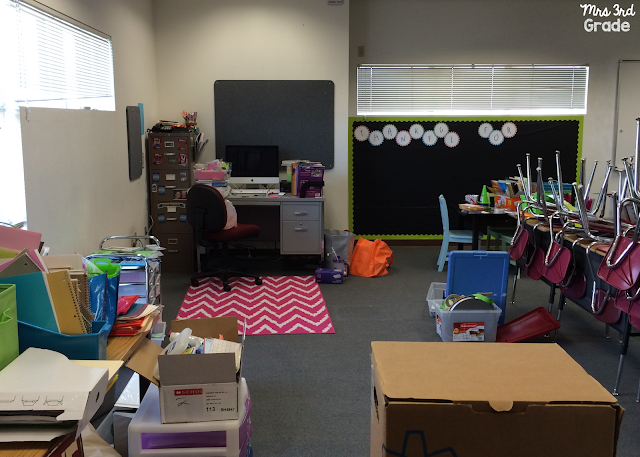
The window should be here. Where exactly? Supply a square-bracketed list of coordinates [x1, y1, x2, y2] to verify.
[13, 0, 115, 110]
[356, 64, 589, 116]
[0, 0, 114, 225]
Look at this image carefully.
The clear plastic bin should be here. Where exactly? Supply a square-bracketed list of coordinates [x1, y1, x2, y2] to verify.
[129, 378, 252, 457]
[426, 282, 446, 318]
[435, 303, 502, 342]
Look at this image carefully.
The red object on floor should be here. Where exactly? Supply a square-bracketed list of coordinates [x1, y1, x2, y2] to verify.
[496, 307, 561, 343]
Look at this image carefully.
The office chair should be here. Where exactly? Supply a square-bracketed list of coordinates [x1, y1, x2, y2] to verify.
[187, 184, 262, 291]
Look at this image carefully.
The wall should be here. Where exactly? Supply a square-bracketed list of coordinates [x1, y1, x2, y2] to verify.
[349, 0, 640, 199]
[21, 0, 159, 255]
[153, 0, 350, 230]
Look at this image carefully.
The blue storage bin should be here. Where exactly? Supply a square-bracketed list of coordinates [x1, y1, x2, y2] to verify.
[17, 319, 111, 360]
[446, 251, 510, 325]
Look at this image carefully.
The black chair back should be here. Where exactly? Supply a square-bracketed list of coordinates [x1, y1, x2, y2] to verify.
[186, 184, 227, 233]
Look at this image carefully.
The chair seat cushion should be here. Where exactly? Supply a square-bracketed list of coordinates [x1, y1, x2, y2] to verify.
[449, 230, 474, 242]
[203, 223, 260, 242]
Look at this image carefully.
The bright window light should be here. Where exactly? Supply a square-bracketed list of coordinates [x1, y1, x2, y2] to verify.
[357, 65, 589, 116]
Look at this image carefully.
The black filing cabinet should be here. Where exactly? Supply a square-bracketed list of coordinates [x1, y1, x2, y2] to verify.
[147, 132, 195, 272]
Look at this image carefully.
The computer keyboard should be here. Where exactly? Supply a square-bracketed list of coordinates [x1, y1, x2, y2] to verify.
[230, 188, 270, 195]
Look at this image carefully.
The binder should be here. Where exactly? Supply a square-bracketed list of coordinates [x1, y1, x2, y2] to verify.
[47, 271, 87, 335]
[0, 272, 59, 332]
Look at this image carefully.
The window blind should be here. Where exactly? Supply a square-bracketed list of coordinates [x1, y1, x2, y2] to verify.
[356, 65, 588, 116]
[12, 0, 115, 110]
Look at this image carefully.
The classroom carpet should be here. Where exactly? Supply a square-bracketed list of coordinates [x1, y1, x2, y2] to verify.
[177, 275, 335, 335]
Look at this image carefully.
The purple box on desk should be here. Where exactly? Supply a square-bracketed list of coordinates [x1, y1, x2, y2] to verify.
[315, 268, 343, 284]
[297, 164, 324, 198]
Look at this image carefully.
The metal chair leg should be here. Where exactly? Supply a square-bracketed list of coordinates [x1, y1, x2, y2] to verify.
[605, 324, 610, 339]
[510, 266, 519, 305]
[613, 316, 631, 396]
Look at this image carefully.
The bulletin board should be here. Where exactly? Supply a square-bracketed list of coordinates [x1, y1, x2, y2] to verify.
[214, 80, 334, 168]
[349, 117, 583, 238]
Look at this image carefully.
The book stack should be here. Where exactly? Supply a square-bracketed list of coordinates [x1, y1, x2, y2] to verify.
[110, 295, 161, 336]
[0, 227, 91, 337]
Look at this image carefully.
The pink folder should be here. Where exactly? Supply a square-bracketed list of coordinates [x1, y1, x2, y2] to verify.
[0, 225, 42, 251]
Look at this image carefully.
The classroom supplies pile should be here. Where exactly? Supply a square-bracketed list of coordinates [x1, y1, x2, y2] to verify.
[194, 159, 231, 185]
[0, 228, 96, 348]
[371, 342, 623, 457]
[110, 296, 161, 337]
[91, 236, 162, 307]
[0, 348, 108, 442]
[127, 316, 246, 424]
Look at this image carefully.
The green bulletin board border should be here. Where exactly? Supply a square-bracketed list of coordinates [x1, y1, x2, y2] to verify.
[347, 116, 584, 240]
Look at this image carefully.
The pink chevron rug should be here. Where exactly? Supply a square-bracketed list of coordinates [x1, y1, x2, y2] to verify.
[178, 276, 335, 335]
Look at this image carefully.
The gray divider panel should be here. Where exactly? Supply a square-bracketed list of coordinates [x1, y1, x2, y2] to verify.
[214, 80, 334, 169]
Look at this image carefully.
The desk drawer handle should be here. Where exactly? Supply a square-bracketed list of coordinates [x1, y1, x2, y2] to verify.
[167, 249, 179, 253]
[294, 211, 308, 216]
[294, 227, 308, 232]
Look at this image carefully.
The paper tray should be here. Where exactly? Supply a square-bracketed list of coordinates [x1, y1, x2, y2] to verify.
[496, 307, 561, 343]
[18, 319, 111, 360]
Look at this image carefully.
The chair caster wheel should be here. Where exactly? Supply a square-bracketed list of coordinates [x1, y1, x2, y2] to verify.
[255, 278, 263, 286]
[223, 284, 232, 292]
[191, 279, 200, 287]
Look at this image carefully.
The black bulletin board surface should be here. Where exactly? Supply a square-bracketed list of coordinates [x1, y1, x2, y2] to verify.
[349, 117, 583, 238]
[214, 80, 334, 168]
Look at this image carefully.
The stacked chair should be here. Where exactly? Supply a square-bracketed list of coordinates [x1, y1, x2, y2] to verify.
[508, 118, 640, 399]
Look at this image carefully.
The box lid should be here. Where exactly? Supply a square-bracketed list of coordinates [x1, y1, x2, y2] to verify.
[371, 342, 616, 410]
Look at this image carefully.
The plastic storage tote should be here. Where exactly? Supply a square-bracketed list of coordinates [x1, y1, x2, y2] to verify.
[426, 282, 446, 318]
[129, 378, 252, 457]
[436, 302, 502, 342]
[0, 284, 19, 370]
[446, 251, 510, 325]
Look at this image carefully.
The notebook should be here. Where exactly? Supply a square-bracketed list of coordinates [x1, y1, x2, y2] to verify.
[0, 249, 43, 279]
[0, 272, 59, 332]
[46, 271, 86, 335]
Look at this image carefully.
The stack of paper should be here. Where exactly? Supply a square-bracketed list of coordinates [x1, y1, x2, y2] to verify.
[203, 337, 242, 372]
[110, 302, 161, 336]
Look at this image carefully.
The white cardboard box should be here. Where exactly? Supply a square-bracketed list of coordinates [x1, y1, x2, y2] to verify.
[0, 348, 108, 442]
[127, 316, 244, 424]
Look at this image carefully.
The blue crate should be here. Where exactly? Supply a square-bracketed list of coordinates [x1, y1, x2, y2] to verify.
[446, 251, 510, 325]
[18, 319, 111, 360]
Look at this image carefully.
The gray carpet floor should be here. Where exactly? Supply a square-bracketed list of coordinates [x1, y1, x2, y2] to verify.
[159, 246, 640, 457]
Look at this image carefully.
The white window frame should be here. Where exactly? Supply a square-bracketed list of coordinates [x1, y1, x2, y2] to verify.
[357, 64, 589, 116]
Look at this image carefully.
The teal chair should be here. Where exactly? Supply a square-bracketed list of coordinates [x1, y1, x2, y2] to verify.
[437, 195, 474, 272]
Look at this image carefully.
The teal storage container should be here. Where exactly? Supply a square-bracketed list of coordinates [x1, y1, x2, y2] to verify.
[0, 284, 19, 370]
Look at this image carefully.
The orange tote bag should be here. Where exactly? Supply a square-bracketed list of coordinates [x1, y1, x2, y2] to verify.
[350, 239, 394, 277]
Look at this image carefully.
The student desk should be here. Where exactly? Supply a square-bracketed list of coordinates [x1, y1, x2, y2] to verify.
[227, 194, 325, 256]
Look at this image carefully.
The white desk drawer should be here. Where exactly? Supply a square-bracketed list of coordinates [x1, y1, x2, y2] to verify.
[282, 203, 320, 221]
[281, 221, 321, 254]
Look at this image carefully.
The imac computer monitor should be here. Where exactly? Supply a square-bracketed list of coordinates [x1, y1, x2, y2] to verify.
[225, 145, 280, 185]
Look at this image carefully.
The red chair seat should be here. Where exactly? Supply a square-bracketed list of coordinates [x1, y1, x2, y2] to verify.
[203, 223, 260, 243]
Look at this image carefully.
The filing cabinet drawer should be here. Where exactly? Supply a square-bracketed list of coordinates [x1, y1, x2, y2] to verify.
[152, 203, 191, 233]
[154, 233, 195, 272]
[282, 203, 321, 221]
[281, 221, 321, 254]
[149, 184, 189, 203]
[150, 170, 191, 187]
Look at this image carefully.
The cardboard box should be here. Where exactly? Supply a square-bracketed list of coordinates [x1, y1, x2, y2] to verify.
[296, 163, 324, 198]
[127, 316, 244, 424]
[494, 194, 519, 211]
[370, 342, 623, 457]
